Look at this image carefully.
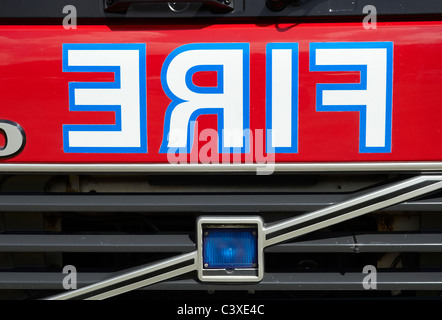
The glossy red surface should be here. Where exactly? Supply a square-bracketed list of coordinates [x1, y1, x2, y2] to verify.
[1, 22, 442, 164]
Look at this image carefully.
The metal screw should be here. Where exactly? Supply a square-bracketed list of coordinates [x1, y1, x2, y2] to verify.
[224, 0, 231, 4]
[204, 231, 209, 236]
[204, 263, 209, 268]
[168, 1, 191, 13]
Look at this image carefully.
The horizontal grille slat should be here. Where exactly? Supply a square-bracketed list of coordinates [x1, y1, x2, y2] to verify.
[265, 233, 442, 253]
[2, 272, 442, 291]
[147, 272, 442, 291]
[0, 193, 441, 212]
[0, 194, 346, 212]
[0, 234, 195, 252]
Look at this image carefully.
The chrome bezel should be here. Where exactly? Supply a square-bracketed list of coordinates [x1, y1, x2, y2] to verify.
[197, 216, 264, 282]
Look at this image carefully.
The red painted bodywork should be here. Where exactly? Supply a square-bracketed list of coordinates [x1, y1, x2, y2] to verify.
[1, 21, 442, 164]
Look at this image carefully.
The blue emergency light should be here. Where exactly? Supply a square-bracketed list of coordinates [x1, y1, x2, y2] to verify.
[202, 228, 258, 269]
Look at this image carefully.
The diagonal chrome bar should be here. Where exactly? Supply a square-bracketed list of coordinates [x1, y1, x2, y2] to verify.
[263, 175, 442, 247]
[45, 251, 197, 300]
[44, 175, 442, 300]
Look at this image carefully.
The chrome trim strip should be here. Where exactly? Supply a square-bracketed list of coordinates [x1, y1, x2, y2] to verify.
[2, 162, 442, 172]
[45, 251, 197, 300]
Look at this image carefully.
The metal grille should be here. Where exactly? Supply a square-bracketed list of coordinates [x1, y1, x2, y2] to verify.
[0, 173, 441, 299]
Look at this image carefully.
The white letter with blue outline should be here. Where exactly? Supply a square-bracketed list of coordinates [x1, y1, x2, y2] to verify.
[310, 42, 393, 153]
[266, 43, 299, 153]
[62, 43, 147, 153]
[160, 43, 249, 153]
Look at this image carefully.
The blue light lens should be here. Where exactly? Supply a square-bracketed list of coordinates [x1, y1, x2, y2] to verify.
[203, 228, 258, 269]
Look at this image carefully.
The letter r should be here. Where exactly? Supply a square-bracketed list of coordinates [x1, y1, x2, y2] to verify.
[160, 43, 250, 153]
